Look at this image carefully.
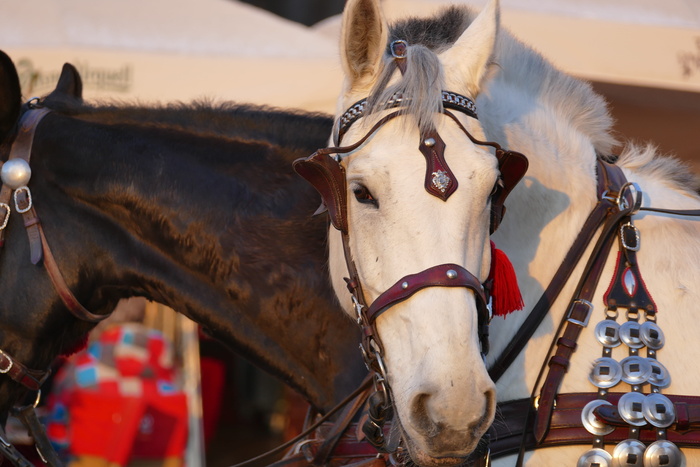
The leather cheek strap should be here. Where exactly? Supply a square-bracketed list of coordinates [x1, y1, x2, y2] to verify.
[365, 263, 488, 325]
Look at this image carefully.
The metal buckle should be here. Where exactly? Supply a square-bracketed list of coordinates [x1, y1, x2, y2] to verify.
[0, 351, 13, 374]
[0, 203, 9, 230]
[618, 182, 642, 214]
[620, 222, 641, 251]
[601, 182, 642, 213]
[13, 186, 32, 214]
[567, 299, 593, 327]
[352, 295, 364, 325]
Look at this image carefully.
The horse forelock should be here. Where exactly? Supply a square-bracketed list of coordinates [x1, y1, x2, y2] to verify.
[362, 6, 473, 136]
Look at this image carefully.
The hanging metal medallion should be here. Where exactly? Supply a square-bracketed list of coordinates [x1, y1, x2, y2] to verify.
[617, 392, 647, 426]
[642, 393, 675, 428]
[578, 448, 613, 467]
[589, 357, 623, 389]
[595, 319, 621, 348]
[640, 321, 665, 350]
[643, 440, 684, 467]
[612, 439, 646, 467]
[647, 360, 671, 389]
[581, 399, 615, 436]
[619, 321, 645, 349]
[620, 355, 652, 385]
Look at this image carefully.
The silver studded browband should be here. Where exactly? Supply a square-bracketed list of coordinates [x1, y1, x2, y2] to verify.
[335, 91, 478, 144]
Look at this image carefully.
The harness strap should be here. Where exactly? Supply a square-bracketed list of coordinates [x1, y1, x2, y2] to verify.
[532, 162, 632, 443]
[489, 393, 700, 458]
[231, 376, 374, 467]
[488, 160, 627, 382]
[0, 350, 49, 392]
[11, 402, 62, 466]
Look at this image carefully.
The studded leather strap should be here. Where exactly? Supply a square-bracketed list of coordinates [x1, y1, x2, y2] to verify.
[366, 263, 488, 324]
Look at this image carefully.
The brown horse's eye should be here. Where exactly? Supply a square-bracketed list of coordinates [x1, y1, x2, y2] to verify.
[490, 177, 504, 198]
[353, 185, 378, 206]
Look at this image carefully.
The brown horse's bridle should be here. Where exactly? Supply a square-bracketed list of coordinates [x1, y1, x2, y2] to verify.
[0, 100, 112, 467]
[293, 40, 528, 463]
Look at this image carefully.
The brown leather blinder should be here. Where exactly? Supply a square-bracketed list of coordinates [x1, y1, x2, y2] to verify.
[293, 151, 349, 233]
[491, 148, 529, 233]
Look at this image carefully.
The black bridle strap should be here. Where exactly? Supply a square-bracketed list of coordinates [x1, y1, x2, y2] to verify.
[12, 403, 62, 466]
[230, 375, 374, 467]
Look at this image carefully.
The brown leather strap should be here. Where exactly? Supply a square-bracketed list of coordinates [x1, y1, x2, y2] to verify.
[0, 350, 49, 392]
[366, 263, 487, 324]
[490, 393, 700, 458]
[488, 160, 625, 382]
[534, 163, 631, 442]
[12, 403, 63, 466]
[38, 226, 109, 323]
[311, 384, 374, 465]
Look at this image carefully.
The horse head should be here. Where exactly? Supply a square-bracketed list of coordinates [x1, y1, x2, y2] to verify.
[296, 0, 527, 464]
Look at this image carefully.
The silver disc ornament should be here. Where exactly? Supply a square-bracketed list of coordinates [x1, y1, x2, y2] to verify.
[595, 319, 622, 348]
[640, 321, 665, 350]
[589, 357, 622, 389]
[643, 440, 684, 467]
[612, 439, 646, 467]
[582, 399, 615, 436]
[647, 359, 671, 389]
[617, 391, 647, 426]
[0, 159, 31, 189]
[578, 448, 613, 467]
[642, 393, 676, 428]
[619, 321, 645, 349]
[620, 355, 652, 385]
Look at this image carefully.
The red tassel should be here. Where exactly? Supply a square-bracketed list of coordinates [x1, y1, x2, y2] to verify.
[488, 241, 524, 317]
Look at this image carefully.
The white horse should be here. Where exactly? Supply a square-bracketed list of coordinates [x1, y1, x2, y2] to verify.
[299, 0, 700, 465]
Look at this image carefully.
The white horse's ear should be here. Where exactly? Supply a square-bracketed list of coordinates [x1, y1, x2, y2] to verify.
[440, 0, 499, 96]
[340, 0, 388, 92]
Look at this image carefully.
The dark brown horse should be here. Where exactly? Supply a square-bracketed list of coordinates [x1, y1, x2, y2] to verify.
[0, 49, 365, 450]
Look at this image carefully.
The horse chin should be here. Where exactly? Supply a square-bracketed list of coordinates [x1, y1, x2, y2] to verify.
[398, 423, 485, 467]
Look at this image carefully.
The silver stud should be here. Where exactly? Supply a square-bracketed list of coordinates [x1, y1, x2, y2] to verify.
[1, 159, 31, 189]
[423, 137, 436, 147]
[401, 281, 409, 289]
[446, 269, 458, 279]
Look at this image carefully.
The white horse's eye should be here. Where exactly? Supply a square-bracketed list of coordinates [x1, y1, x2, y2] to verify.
[352, 185, 378, 206]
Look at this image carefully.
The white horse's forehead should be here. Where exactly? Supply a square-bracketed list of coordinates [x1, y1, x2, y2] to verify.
[344, 116, 498, 189]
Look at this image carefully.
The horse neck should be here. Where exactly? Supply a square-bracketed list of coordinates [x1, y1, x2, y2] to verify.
[479, 73, 605, 399]
[33, 110, 365, 412]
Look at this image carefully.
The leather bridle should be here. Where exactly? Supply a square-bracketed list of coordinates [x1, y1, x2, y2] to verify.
[293, 40, 528, 463]
[0, 100, 112, 467]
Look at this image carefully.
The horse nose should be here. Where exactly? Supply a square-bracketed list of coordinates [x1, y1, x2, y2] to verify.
[408, 385, 496, 448]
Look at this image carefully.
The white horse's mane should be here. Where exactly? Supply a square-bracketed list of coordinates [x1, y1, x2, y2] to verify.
[370, 5, 700, 195]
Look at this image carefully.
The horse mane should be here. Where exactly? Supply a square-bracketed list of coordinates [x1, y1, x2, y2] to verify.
[370, 5, 700, 195]
[41, 94, 333, 150]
